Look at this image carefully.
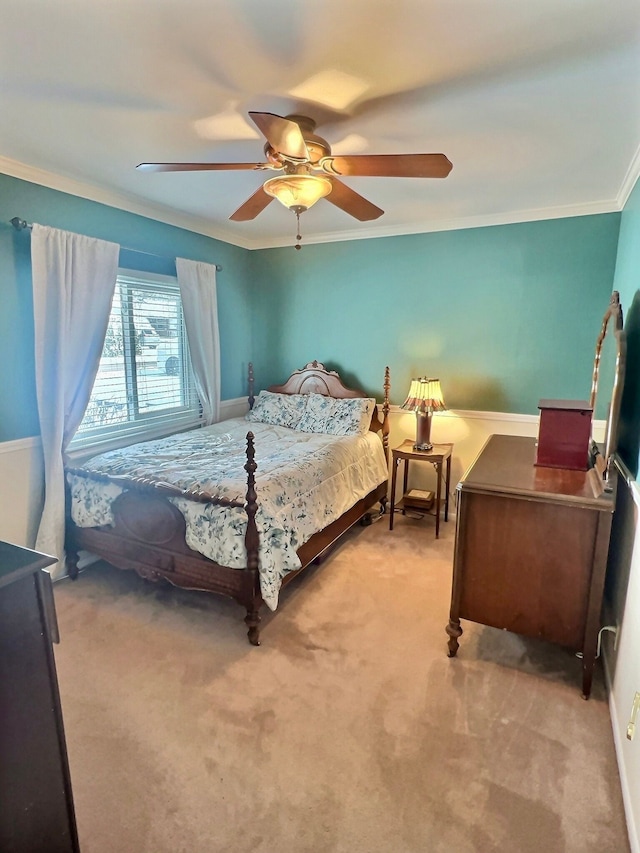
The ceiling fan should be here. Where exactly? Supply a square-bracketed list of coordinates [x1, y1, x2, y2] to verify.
[137, 111, 452, 246]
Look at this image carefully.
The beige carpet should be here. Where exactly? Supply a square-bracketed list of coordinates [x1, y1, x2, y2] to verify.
[52, 514, 630, 853]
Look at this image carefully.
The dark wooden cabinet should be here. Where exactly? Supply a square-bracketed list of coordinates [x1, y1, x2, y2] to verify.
[446, 434, 616, 698]
[0, 542, 79, 853]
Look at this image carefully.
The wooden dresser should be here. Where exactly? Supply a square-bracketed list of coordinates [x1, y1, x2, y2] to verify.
[0, 542, 79, 852]
[446, 434, 616, 698]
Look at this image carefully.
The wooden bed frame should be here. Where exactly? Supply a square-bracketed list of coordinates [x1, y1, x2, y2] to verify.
[65, 361, 390, 645]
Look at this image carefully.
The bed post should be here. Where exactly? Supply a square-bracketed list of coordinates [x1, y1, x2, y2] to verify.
[379, 365, 391, 515]
[382, 365, 391, 460]
[248, 362, 255, 411]
[243, 431, 262, 645]
[63, 470, 80, 580]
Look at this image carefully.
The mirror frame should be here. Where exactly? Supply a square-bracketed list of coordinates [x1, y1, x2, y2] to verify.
[589, 291, 626, 474]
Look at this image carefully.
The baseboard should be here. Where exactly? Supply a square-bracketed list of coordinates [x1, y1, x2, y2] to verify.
[602, 463, 639, 853]
[604, 652, 639, 853]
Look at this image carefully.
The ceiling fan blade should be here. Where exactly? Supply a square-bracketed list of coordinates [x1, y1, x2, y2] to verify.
[137, 162, 266, 172]
[229, 186, 275, 222]
[325, 178, 384, 221]
[248, 112, 309, 160]
[321, 153, 453, 178]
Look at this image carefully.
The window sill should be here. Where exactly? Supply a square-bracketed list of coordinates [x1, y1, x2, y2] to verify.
[67, 416, 203, 463]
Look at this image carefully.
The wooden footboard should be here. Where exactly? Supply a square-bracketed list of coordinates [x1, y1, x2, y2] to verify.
[66, 431, 265, 643]
[66, 479, 387, 645]
[66, 496, 266, 643]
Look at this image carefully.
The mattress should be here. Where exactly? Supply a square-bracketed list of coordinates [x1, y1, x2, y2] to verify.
[68, 418, 388, 609]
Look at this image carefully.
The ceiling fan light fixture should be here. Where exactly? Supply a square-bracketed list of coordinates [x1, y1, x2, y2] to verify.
[263, 174, 332, 212]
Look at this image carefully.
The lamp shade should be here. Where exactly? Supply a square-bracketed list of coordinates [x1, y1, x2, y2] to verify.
[263, 174, 332, 212]
[401, 378, 446, 413]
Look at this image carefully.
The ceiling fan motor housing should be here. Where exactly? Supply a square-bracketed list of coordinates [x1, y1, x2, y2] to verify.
[264, 115, 332, 167]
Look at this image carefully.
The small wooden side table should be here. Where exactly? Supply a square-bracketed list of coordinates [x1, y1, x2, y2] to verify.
[389, 440, 453, 538]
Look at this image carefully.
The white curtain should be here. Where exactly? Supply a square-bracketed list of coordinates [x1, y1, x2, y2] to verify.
[31, 224, 120, 576]
[176, 257, 221, 425]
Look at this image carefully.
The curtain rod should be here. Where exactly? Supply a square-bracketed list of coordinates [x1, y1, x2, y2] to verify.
[10, 217, 222, 272]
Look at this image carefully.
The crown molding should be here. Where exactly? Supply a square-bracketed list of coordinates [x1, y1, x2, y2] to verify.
[253, 198, 622, 249]
[0, 155, 254, 250]
[0, 154, 625, 253]
[617, 143, 640, 210]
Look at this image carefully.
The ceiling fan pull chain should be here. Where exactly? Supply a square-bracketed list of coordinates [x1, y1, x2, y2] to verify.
[295, 210, 302, 251]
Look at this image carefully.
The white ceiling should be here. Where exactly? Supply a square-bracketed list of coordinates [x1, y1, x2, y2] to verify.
[2, 0, 640, 250]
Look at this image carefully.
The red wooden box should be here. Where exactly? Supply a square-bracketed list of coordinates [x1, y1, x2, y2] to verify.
[536, 399, 593, 471]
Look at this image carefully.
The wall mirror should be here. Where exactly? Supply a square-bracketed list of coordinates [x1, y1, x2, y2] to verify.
[589, 291, 626, 476]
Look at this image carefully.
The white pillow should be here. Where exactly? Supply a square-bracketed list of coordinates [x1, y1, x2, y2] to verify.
[296, 394, 376, 436]
[246, 391, 308, 429]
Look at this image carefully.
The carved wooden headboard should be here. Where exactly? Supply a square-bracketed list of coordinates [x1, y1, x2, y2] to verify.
[268, 360, 367, 398]
[250, 360, 390, 445]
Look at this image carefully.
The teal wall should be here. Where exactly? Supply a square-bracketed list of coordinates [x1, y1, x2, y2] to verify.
[0, 173, 253, 442]
[0, 170, 624, 444]
[613, 178, 640, 476]
[249, 215, 621, 411]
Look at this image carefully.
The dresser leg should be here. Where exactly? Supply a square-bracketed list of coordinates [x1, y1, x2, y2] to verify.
[581, 660, 595, 700]
[446, 618, 463, 657]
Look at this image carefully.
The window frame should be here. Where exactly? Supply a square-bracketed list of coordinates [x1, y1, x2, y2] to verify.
[69, 268, 201, 456]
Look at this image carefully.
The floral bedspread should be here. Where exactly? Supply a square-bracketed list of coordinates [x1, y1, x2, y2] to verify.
[68, 418, 388, 609]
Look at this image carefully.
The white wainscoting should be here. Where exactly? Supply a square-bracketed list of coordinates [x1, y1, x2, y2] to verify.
[0, 403, 604, 549]
[0, 398, 251, 548]
[388, 406, 606, 510]
[0, 436, 44, 548]
[220, 396, 250, 420]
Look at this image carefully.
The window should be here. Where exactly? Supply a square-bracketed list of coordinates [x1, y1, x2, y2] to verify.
[72, 270, 200, 450]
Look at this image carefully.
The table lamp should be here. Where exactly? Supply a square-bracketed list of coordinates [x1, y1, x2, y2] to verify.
[402, 377, 446, 451]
